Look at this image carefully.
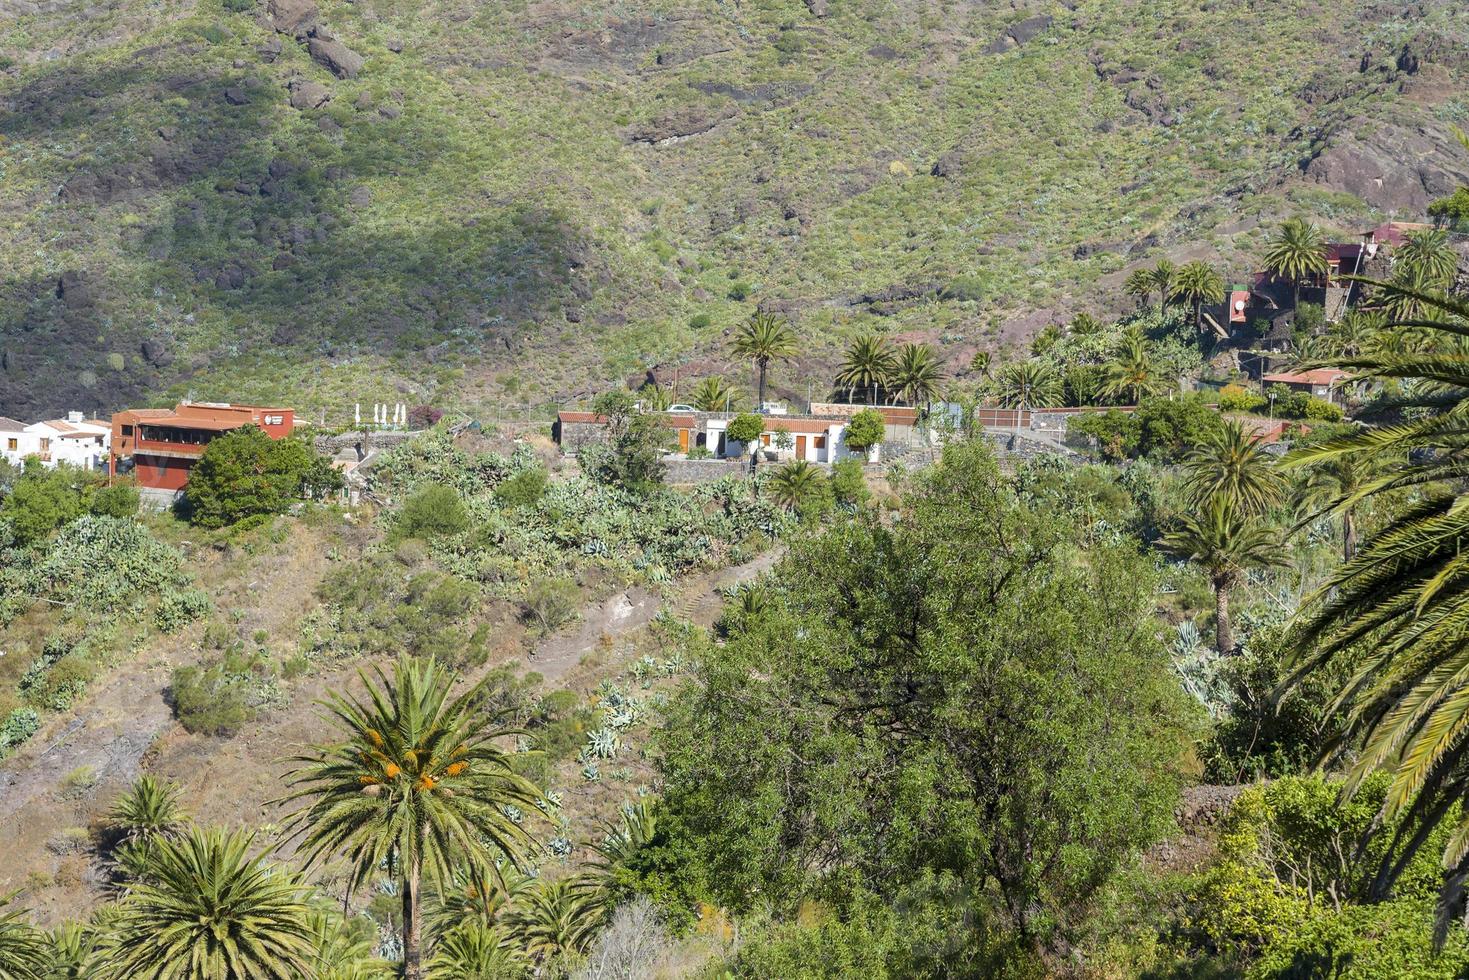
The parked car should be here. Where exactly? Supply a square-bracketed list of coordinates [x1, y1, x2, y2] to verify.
[667, 404, 697, 412]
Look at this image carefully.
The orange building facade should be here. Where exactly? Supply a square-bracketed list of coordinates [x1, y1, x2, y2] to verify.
[110, 402, 294, 493]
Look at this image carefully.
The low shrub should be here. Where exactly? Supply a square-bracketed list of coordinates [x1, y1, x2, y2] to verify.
[397, 485, 469, 539]
[522, 577, 579, 634]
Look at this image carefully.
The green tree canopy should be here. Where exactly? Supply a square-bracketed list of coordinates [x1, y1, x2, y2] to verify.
[184, 427, 341, 528]
[656, 440, 1193, 957]
[842, 408, 884, 453]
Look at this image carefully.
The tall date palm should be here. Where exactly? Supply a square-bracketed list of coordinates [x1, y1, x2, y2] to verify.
[1282, 283, 1469, 926]
[837, 334, 896, 405]
[277, 655, 544, 980]
[1263, 217, 1328, 309]
[731, 312, 797, 409]
[1181, 419, 1284, 516]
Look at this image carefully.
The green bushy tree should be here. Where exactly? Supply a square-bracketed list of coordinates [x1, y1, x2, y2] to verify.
[657, 440, 1193, 956]
[184, 427, 341, 528]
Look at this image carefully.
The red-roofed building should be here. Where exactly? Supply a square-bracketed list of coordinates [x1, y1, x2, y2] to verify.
[111, 402, 294, 494]
[1261, 368, 1348, 404]
[555, 411, 697, 454]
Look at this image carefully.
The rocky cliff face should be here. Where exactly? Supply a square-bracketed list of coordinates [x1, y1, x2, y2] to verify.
[0, 0, 1465, 420]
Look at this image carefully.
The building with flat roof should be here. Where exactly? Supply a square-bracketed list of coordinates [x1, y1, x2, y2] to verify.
[1, 412, 110, 470]
[110, 402, 294, 495]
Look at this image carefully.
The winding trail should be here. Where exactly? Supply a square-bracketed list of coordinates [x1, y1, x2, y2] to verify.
[0, 546, 780, 915]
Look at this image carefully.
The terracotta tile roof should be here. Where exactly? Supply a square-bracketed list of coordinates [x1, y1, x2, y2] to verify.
[558, 411, 695, 427]
[1262, 369, 1347, 385]
[759, 418, 842, 435]
[0, 416, 24, 432]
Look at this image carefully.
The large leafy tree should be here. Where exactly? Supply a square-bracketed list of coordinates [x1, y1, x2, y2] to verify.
[836, 334, 896, 405]
[890, 342, 944, 408]
[657, 440, 1192, 956]
[1263, 217, 1329, 309]
[731, 312, 797, 408]
[580, 390, 671, 493]
[1282, 284, 1469, 925]
[1181, 419, 1284, 515]
[1162, 495, 1287, 654]
[1172, 261, 1226, 333]
[277, 655, 544, 980]
[100, 828, 316, 980]
[185, 426, 341, 528]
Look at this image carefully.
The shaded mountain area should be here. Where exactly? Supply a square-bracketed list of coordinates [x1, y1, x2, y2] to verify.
[1, 0, 1466, 420]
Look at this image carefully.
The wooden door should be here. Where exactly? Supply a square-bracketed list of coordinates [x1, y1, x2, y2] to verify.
[796, 435, 807, 459]
[678, 428, 689, 452]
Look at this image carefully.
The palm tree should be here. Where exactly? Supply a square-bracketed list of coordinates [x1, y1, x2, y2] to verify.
[992, 361, 1061, 409]
[1395, 228, 1458, 289]
[46, 923, 102, 980]
[1070, 312, 1105, 336]
[1293, 437, 1387, 562]
[891, 343, 944, 407]
[504, 878, 602, 967]
[1280, 286, 1469, 922]
[1161, 496, 1287, 654]
[731, 312, 797, 409]
[1100, 334, 1170, 404]
[277, 655, 544, 980]
[1123, 269, 1154, 310]
[969, 350, 993, 379]
[0, 895, 47, 980]
[1172, 261, 1226, 333]
[100, 828, 316, 980]
[1263, 217, 1328, 309]
[1327, 308, 1382, 358]
[1181, 419, 1285, 515]
[428, 865, 532, 937]
[636, 382, 671, 412]
[1150, 260, 1177, 313]
[767, 460, 826, 513]
[427, 923, 527, 979]
[303, 907, 392, 980]
[109, 775, 188, 843]
[689, 376, 737, 413]
[836, 334, 895, 405]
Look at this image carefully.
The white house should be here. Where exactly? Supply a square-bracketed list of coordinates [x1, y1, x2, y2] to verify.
[7, 412, 111, 470]
[706, 415, 877, 464]
[0, 416, 29, 467]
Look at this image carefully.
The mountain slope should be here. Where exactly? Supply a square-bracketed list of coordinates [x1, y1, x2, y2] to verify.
[1, 0, 1466, 420]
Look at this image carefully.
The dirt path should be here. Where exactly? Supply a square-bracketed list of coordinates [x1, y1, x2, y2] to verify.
[0, 544, 780, 920]
[523, 546, 779, 686]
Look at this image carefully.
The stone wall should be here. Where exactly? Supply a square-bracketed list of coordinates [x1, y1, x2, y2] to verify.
[662, 457, 750, 484]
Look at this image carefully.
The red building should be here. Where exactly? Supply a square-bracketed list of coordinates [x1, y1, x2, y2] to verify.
[110, 402, 294, 493]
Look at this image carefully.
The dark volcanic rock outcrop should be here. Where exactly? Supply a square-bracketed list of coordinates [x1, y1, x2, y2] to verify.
[1302, 119, 1469, 212]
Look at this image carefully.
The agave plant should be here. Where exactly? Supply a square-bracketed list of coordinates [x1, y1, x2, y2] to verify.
[99, 827, 316, 980]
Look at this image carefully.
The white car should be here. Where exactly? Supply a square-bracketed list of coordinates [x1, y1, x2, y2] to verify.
[667, 404, 697, 412]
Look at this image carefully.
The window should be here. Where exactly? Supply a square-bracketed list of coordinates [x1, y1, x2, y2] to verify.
[5, 438, 15, 451]
[122, 425, 133, 437]
[814, 436, 827, 449]
[39, 438, 50, 451]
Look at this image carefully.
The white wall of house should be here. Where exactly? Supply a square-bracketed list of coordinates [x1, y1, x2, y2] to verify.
[14, 415, 110, 470]
[0, 426, 36, 467]
[707, 418, 877, 464]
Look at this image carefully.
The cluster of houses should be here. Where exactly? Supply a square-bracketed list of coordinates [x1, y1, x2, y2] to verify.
[2, 401, 295, 503]
[554, 402, 930, 465]
[1228, 220, 1433, 378]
